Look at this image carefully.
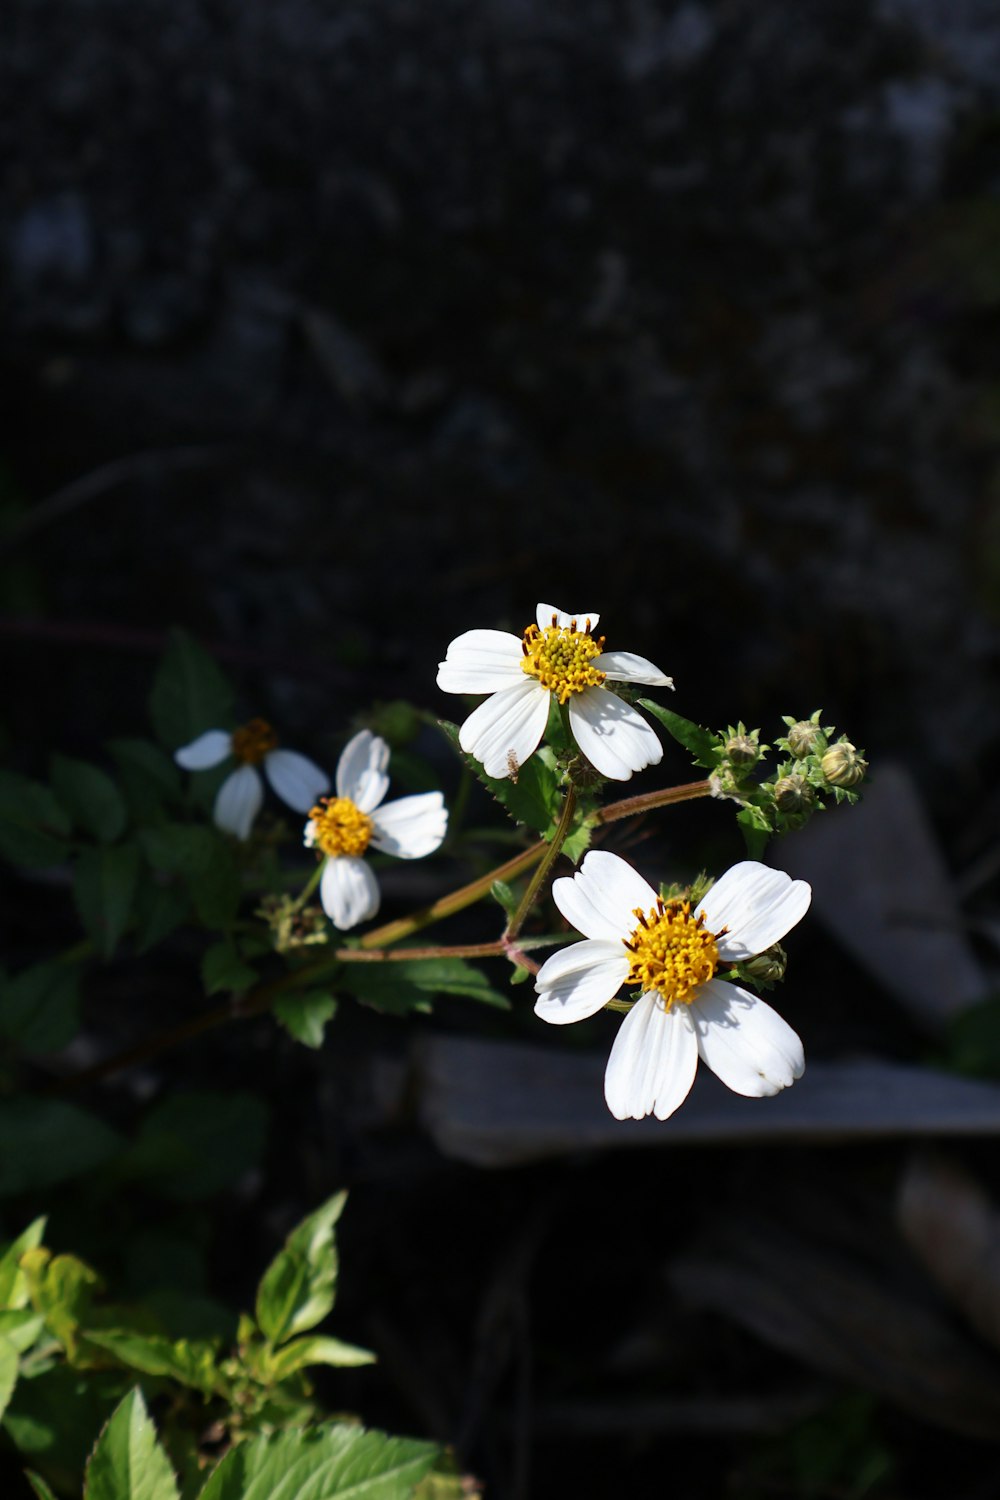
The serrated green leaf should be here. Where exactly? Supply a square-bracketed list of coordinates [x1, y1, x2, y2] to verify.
[50, 755, 127, 844]
[0, 769, 71, 868]
[197, 1424, 438, 1500]
[140, 825, 241, 929]
[0, 1309, 45, 1353]
[637, 700, 723, 770]
[267, 1333, 375, 1381]
[85, 1330, 224, 1397]
[0, 1100, 121, 1196]
[274, 991, 337, 1049]
[200, 941, 257, 997]
[21, 1249, 100, 1355]
[255, 1192, 346, 1344]
[84, 1388, 180, 1500]
[0, 960, 80, 1052]
[109, 738, 183, 818]
[121, 1091, 268, 1202]
[343, 956, 510, 1016]
[133, 877, 191, 953]
[74, 843, 141, 959]
[0, 1217, 47, 1309]
[559, 819, 593, 865]
[149, 630, 235, 751]
[736, 804, 773, 860]
[0, 1333, 18, 1421]
[438, 721, 561, 834]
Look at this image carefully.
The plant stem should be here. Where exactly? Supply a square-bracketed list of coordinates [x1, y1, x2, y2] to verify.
[292, 861, 323, 911]
[597, 778, 711, 824]
[505, 784, 577, 941]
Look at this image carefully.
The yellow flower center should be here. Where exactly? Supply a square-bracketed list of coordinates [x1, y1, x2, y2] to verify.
[231, 718, 278, 766]
[623, 899, 720, 1009]
[307, 797, 374, 858]
[520, 616, 606, 704]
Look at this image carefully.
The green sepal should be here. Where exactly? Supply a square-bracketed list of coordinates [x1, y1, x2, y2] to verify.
[636, 700, 724, 771]
[255, 1192, 346, 1345]
[50, 755, 127, 844]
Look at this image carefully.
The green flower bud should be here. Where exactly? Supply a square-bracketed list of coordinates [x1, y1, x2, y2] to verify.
[743, 942, 787, 985]
[786, 720, 823, 758]
[820, 740, 867, 788]
[773, 773, 815, 814]
[725, 733, 759, 767]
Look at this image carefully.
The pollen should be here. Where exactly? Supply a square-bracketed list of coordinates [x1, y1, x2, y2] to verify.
[520, 619, 606, 704]
[306, 797, 374, 859]
[231, 717, 278, 766]
[623, 899, 720, 1009]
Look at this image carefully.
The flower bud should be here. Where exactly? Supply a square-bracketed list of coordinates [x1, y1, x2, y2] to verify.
[743, 943, 787, 985]
[820, 740, 867, 788]
[773, 773, 815, 814]
[725, 733, 759, 767]
[786, 720, 823, 758]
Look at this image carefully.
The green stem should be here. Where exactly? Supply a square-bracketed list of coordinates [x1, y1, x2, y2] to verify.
[505, 784, 577, 941]
[597, 778, 711, 824]
[291, 860, 323, 911]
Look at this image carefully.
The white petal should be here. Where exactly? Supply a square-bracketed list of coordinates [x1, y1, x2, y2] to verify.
[458, 678, 549, 779]
[604, 993, 699, 1121]
[213, 765, 263, 840]
[175, 729, 233, 770]
[533, 940, 630, 1025]
[436, 629, 525, 694]
[319, 855, 381, 930]
[594, 650, 674, 690]
[568, 686, 663, 780]
[335, 729, 390, 812]
[691, 980, 805, 1097]
[698, 862, 812, 962]
[370, 792, 448, 859]
[535, 602, 600, 633]
[552, 849, 658, 940]
[264, 749, 330, 813]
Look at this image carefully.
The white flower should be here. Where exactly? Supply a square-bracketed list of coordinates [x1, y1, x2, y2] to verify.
[436, 602, 673, 782]
[175, 718, 330, 841]
[304, 729, 448, 930]
[534, 850, 811, 1121]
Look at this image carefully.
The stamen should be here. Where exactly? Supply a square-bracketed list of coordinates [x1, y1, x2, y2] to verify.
[231, 717, 278, 766]
[622, 898, 720, 1010]
[305, 796, 374, 859]
[520, 618, 607, 704]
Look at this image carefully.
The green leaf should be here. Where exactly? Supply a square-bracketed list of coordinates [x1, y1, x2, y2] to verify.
[122, 1091, 268, 1202]
[132, 879, 191, 953]
[0, 1309, 45, 1353]
[109, 739, 183, 819]
[200, 941, 258, 997]
[0, 1100, 120, 1196]
[343, 956, 510, 1016]
[21, 1248, 100, 1354]
[50, 755, 127, 844]
[25, 1472, 58, 1500]
[84, 1388, 180, 1500]
[438, 721, 561, 833]
[0, 1333, 18, 1421]
[274, 991, 337, 1049]
[489, 880, 518, 918]
[0, 1216, 47, 1310]
[255, 1192, 346, 1344]
[267, 1333, 375, 1381]
[736, 804, 772, 860]
[5, 1367, 125, 1489]
[149, 630, 235, 751]
[85, 1331, 224, 1397]
[636, 701, 723, 771]
[140, 825, 241, 929]
[0, 769, 71, 868]
[197, 1424, 438, 1500]
[559, 819, 593, 865]
[74, 843, 141, 959]
[0, 961, 80, 1052]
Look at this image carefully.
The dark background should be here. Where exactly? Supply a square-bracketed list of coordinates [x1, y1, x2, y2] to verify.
[3, 1, 1000, 1496]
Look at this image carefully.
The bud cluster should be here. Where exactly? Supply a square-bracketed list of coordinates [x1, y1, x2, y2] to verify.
[708, 722, 768, 802]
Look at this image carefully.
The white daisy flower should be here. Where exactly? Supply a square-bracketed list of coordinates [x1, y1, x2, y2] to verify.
[534, 850, 811, 1121]
[175, 718, 330, 841]
[304, 729, 448, 931]
[436, 602, 674, 782]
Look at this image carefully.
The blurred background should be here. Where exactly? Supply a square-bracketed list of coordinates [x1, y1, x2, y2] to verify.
[3, 0, 1000, 1495]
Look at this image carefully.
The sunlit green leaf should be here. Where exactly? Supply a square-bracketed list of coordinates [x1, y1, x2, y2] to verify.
[84, 1388, 180, 1500]
[0, 1217, 47, 1310]
[0, 1333, 18, 1421]
[637, 700, 723, 771]
[274, 991, 337, 1049]
[197, 1424, 437, 1500]
[438, 722, 561, 834]
[85, 1331, 224, 1397]
[255, 1192, 346, 1345]
[267, 1333, 375, 1380]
